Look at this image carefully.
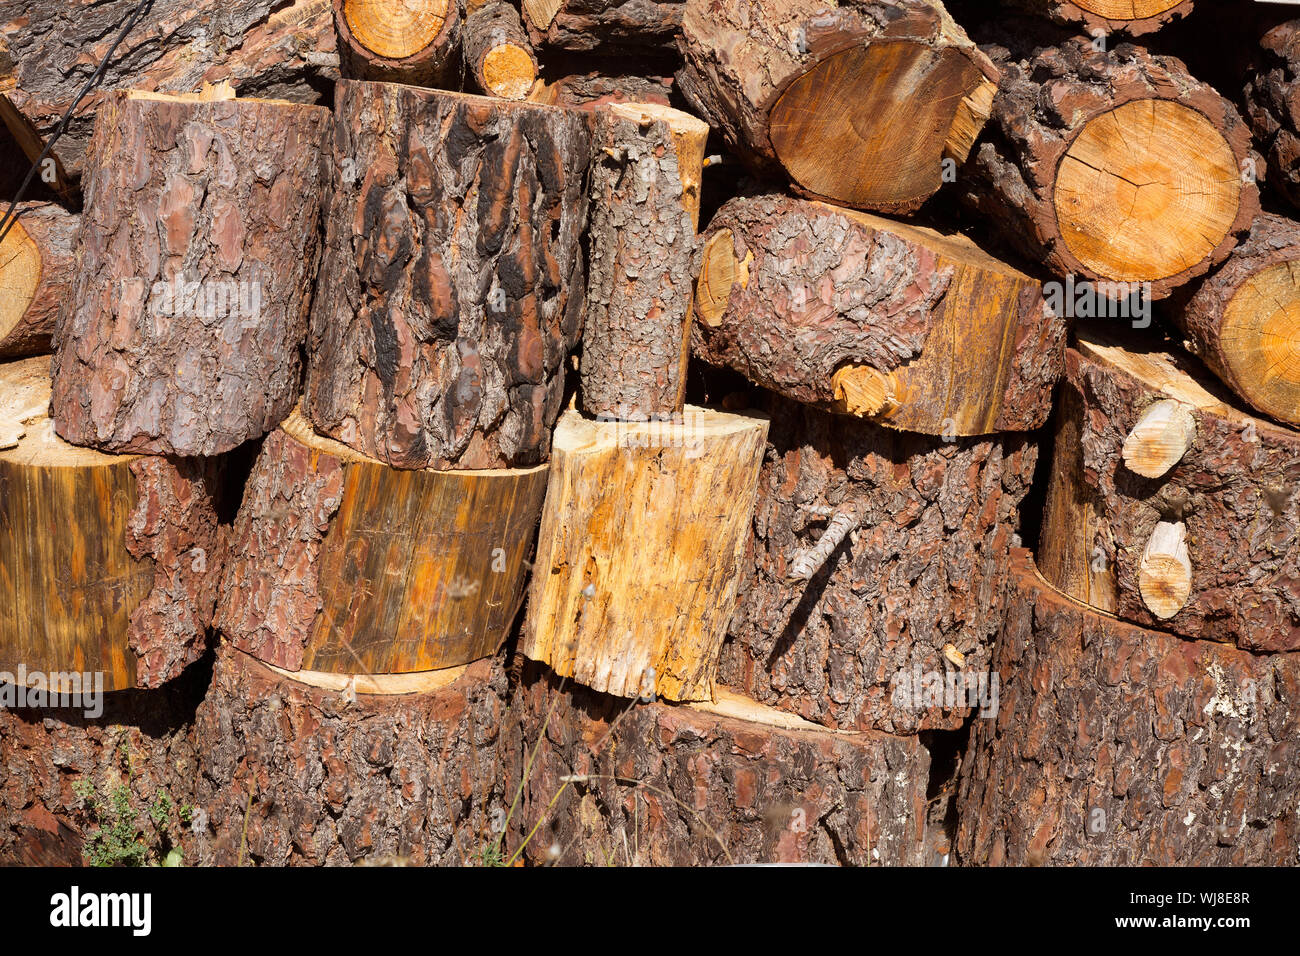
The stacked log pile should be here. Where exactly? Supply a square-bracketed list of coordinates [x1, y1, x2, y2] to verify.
[1, 0, 1298, 868]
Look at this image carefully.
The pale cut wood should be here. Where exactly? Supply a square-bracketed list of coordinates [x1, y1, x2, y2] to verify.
[523, 406, 769, 702]
[332, 0, 461, 84]
[261, 658, 470, 695]
[1138, 520, 1193, 619]
[1121, 399, 1196, 478]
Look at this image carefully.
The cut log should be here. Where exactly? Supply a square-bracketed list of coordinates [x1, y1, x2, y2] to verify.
[523, 407, 769, 702]
[1172, 213, 1300, 427]
[0, 665, 205, 866]
[582, 102, 709, 419]
[956, 550, 1300, 866]
[217, 409, 547, 676]
[676, 0, 999, 213]
[691, 194, 1065, 436]
[522, 0, 685, 56]
[306, 82, 591, 470]
[0, 357, 225, 691]
[0, 0, 338, 183]
[503, 661, 930, 866]
[1245, 20, 1300, 212]
[333, 0, 462, 85]
[49, 88, 330, 457]
[1120, 399, 1196, 479]
[964, 38, 1259, 300]
[1009, 0, 1194, 36]
[715, 393, 1039, 734]
[192, 644, 510, 866]
[0, 201, 77, 359]
[1038, 324, 1300, 651]
[464, 3, 538, 100]
[529, 73, 675, 110]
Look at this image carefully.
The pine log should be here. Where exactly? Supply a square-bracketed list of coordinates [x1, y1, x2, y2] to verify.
[529, 73, 675, 110]
[49, 88, 330, 457]
[964, 39, 1259, 300]
[1038, 324, 1300, 651]
[504, 661, 930, 866]
[333, 0, 462, 85]
[0, 202, 77, 359]
[956, 550, 1300, 866]
[217, 409, 547, 676]
[692, 193, 1065, 436]
[716, 392, 1039, 734]
[523, 407, 768, 702]
[464, 3, 538, 100]
[1245, 20, 1300, 212]
[1009, 0, 1193, 37]
[1172, 213, 1300, 427]
[0, 0, 338, 184]
[306, 82, 591, 470]
[0, 357, 225, 691]
[522, 0, 685, 56]
[582, 102, 709, 419]
[676, 0, 998, 214]
[192, 644, 510, 866]
[0, 666, 205, 866]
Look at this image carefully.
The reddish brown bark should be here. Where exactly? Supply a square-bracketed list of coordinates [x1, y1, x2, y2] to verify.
[1244, 20, 1300, 211]
[0, 201, 77, 359]
[522, 0, 685, 56]
[531, 73, 675, 110]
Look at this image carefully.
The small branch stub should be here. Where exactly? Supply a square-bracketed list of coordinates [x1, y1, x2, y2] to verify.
[1121, 399, 1196, 478]
[1138, 520, 1193, 620]
[832, 366, 897, 419]
[787, 510, 859, 582]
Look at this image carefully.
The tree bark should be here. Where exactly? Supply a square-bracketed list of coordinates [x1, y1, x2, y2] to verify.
[0, 201, 77, 359]
[0, 0, 338, 184]
[676, 0, 998, 214]
[581, 103, 709, 419]
[1008, 0, 1193, 37]
[1244, 19, 1300, 212]
[192, 645, 511, 866]
[503, 661, 931, 866]
[715, 392, 1039, 734]
[217, 409, 547, 676]
[523, 407, 768, 702]
[306, 82, 591, 470]
[1038, 325, 1300, 652]
[692, 193, 1065, 436]
[464, 3, 539, 100]
[1, 356, 225, 692]
[332, 0, 461, 86]
[956, 549, 1300, 866]
[1171, 213, 1300, 427]
[529, 72, 675, 110]
[522, 0, 686, 56]
[49, 88, 330, 457]
[963, 38, 1259, 300]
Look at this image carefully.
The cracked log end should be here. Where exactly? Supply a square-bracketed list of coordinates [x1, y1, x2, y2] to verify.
[342, 0, 450, 59]
[0, 220, 39, 354]
[482, 44, 536, 99]
[695, 229, 745, 328]
[832, 365, 897, 418]
[1121, 398, 1196, 478]
[1138, 520, 1193, 619]
[1215, 261, 1300, 426]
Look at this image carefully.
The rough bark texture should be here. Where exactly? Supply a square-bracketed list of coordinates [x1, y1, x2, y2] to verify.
[332, 0, 462, 86]
[505, 661, 930, 866]
[522, 0, 685, 56]
[692, 193, 1064, 436]
[1009, 0, 1193, 37]
[956, 550, 1300, 866]
[217, 410, 547, 675]
[306, 82, 591, 470]
[716, 392, 1039, 734]
[0, 663, 206, 867]
[1245, 20, 1300, 212]
[1038, 326, 1300, 652]
[582, 104, 708, 418]
[192, 645, 511, 866]
[50, 90, 330, 457]
[0, 0, 338, 183]
[964, 38, 1259, 300]
[530, 72, 674, 110]
[464, 3, 538, 100]
[676, 0, 998, 213]
[0, 201, 77, 359]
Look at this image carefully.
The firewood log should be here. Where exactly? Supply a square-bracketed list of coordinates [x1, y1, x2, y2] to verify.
[1244, 19, 1300, 212]
[692, 193, 1065, 436]
[332, 0, 462, 85]
[1039, 324, 1300, 651]
[1009, 0, 1194, 37]
[522, 0, 685, 56]
[676, 0, 999, 214]
[504, 661, 930, 866]
[217, 409, 547, 676]
[0, 357, 225, 691]
[529, 72, 674, 110]
[964, 39, 1259, 301]
[464, 3, 539, 100]
[306, 82, 591, 470]
[522, 407, 768, 702]
[49, 87, 330, 456]
[0, 202, 77, 359]
[956, 549, 1300, 866]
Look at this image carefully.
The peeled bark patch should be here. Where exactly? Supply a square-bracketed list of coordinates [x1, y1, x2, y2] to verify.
[50, 88, 331, 456]
[956, 550, 1300, 866]
[716, 393, 1039, 734]
[306, 82, 591, 470]
[504, 662, 930, 866]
